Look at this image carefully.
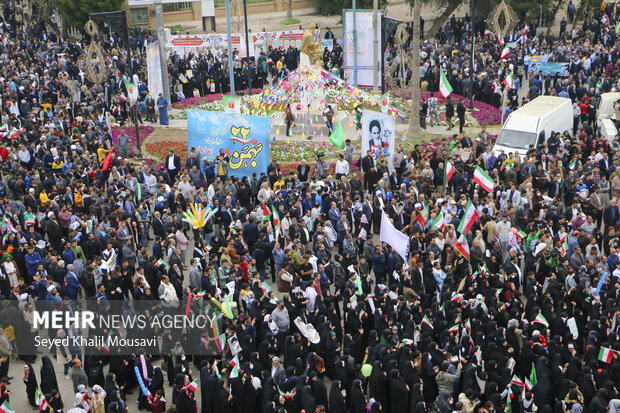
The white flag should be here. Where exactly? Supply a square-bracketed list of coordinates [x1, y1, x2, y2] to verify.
[380, 211, 409, 262]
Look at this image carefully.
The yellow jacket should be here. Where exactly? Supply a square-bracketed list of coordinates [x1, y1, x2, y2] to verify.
[75, 191, 83, 208]
[40, 192, 49, 206]
[97, 147, 111, 164]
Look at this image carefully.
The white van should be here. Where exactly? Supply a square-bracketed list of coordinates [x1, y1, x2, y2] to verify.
[596, 92, 620, 141]
[493, 96, 573, 159]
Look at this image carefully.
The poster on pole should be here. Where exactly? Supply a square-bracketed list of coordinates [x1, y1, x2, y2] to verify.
[343, 9, 384, 87]
[361, 109, 396, 172]
[320, 39, 334, 51]
[146, 41, 163, 98]
[187, 110, 270, 178]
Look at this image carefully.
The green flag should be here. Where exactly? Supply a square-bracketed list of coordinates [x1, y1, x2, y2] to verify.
[137, 183, 142, 201]
[529, 361, 538, 386]
[329, 121, 345, 150]
[616, 21, 620, 34]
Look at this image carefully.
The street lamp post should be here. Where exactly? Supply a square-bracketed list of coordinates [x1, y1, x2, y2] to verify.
[243, 0, 252, 93]
[470, 0, 476, 109]
[154, 0, 172, 110]
[225, 0, 236, 96]
[352, 0, 357, 87]
[89, 10, 142, 156]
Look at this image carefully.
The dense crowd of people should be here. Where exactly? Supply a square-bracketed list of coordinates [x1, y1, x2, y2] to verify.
[0, 1, 617, 413]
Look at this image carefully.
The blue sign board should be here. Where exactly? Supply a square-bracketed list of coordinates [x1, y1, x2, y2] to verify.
[188, 110, 270, 178]
[528, 62, 570, 76]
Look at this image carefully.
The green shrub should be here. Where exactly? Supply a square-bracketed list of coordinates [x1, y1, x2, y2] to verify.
[281, 18, 302, 25]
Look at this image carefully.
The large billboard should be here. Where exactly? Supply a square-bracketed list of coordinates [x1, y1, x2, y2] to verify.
[187, 110, 270, 178]
[361, 109, 396, 172]
[343, 10, 384, 87]
[146, 41, 163, 98]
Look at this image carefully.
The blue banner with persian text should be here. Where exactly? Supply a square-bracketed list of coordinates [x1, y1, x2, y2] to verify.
[187, 110, 270, 178]
[528, 62, 570, 76]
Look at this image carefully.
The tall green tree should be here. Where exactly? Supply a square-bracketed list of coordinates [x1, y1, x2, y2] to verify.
[313, 0, 387, 16]
[56, 0, 125, 28]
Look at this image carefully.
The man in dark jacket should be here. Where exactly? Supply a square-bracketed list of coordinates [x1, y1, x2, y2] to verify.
[457, 101, 466, 133]
[445, 97, 454, 130]
[243, 217, 259, 250]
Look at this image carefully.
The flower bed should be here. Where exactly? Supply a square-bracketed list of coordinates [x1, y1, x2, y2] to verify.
[418, 134, 498, 154]
[172, 89, 264, 109]
[387, 91, 501, 126]
[145, 141, 189, 168]
[170, 101, 223, 120]
[111, 125, 154, 157]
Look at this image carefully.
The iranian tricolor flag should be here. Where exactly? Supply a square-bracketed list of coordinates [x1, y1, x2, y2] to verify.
[448, 324, 459, 333]
[560, 236, 568, 257]
[533, 313, 549, 328]
[278, 386, 294, 399]
[444, 161, 455, 187]
[24, 212, 35, 226]
[9, 128, 23, 140]
[500, 46, 510, 59]
[439, 67, 453, 99]
[417, 204, 430, 227]
[359, 308, 367, 321]
[421, 314, 434, 329]
[484, 29, 495, 37]
[511, 375, 524, 386]
[598, 346, 614, 363]
[525, 377, 534, 391]
[503, 72, 514, 90]
[569, 160, 576, 170]
[214, 334, 226, 352]
[473, 165, 494, 192]
[230, 354, 241, 378]
[35, 387, 48, 411]
[451, 293, 463, 302]
[260, 281, 271, 293]
[432, 212, 445, 231]
[521, 26, 529, 43]
[0, 401, 15, 413]
[457, 199, 479, 235]
[271, 205, 281, 238]
[262, 202, 270, 222]
[187, 378, 200, 392]
[455, 233, 470, 258]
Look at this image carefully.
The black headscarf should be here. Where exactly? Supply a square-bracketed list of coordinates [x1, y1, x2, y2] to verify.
[329, 380, 346, 413]
[350, 379, 366, 413]
[40, 356, 59, 395]
[300, 384, 317, 413]
[24, 362, 38, 407]
[435, 390, 453, 413]
[389, 368, 409, 413]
